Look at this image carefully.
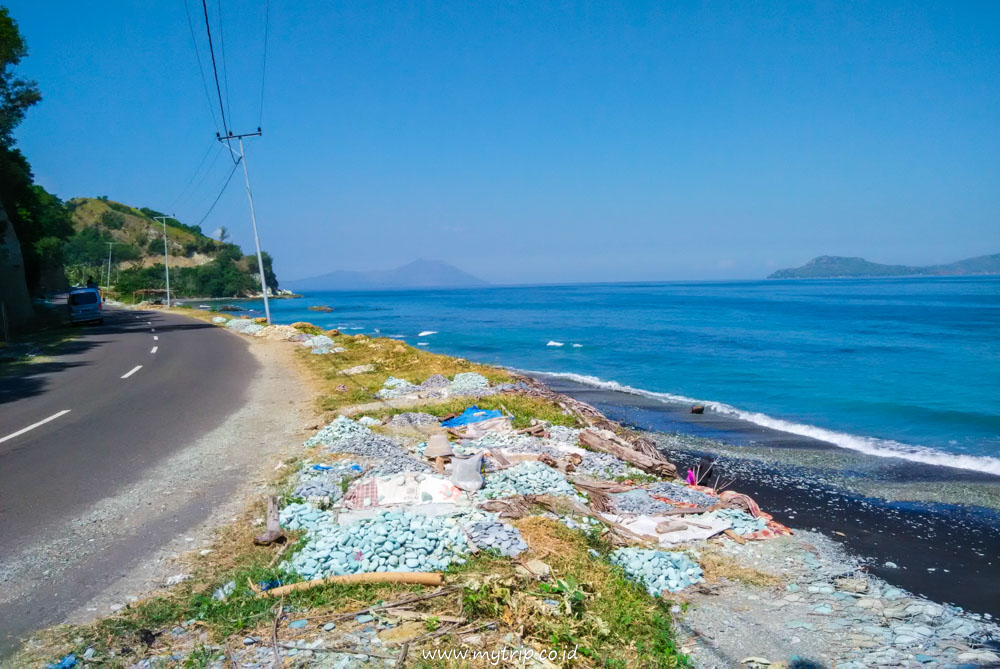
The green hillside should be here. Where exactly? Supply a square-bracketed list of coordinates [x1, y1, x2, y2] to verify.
[63, 197, 278, 299]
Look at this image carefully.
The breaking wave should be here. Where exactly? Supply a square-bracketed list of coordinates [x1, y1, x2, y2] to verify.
[418, 330, 438, 337]
[546, 341, 565, 347]
[526, 370, 1000, 476]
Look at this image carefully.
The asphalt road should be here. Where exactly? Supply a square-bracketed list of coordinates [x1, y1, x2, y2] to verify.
[0, 307, 257, 654]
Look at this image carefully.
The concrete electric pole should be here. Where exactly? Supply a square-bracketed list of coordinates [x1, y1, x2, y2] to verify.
[153, 216, 173, 307]
[218, 129, 271, 324]
[103, 242, 119, 290]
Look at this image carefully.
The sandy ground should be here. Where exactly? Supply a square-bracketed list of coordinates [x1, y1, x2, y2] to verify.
[2, 336, 318, 639]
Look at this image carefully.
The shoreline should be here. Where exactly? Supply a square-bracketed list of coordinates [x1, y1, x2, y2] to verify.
[537, 374, 1000, 618]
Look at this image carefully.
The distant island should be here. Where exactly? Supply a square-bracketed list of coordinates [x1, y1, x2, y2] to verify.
[284, 259, 488, 291]
[768, 253, 1000, 279]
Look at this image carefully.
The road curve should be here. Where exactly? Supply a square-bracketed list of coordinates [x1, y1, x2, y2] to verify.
[0, 308, 257, 654]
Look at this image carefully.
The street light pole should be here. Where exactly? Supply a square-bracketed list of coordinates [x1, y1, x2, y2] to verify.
[153, 216, 172, 307]
[218, 129, 271, 324]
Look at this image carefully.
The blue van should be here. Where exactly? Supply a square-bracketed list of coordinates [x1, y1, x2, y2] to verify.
[68, 287, 104, 325]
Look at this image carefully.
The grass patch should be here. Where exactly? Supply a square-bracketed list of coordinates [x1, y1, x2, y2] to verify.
[299, 333, 514, 414]
[451, 517, 689, 667]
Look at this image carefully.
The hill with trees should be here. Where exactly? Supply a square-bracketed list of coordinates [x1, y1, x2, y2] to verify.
[63, 197, 278, 299]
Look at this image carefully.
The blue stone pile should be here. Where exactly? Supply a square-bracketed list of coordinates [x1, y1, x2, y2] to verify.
[609, 548, 704, 595]
[386, 412, 439, 429]
[578, 451, 641, 480]
[279, 502, 335, 531]
[376, 376, 418, 398]
[375, 373, 507, 399]
[283, 510, 469, 580]
[610, 489, 674, 515]
[645, 481, 717, 506]
[709, 508, 767, 535]
[464, 517, 529, 556]
[292, 461, 364, 503]
[305, 415, 372, 448]
[300, 334, 335, 350]
[449, 372, 490, 394]
[546, 425, 581, 444]
[225, 318, 264, 335]
[304, 416, 430, 476]
[478, 461, 581, 499]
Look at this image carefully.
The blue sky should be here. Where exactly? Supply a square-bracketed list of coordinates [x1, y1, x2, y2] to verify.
[8, 1, 1000, 283]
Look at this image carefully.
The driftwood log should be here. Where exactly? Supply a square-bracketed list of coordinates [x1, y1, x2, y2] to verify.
[578, 429, 678, 479]
[257, 572, 443, 598]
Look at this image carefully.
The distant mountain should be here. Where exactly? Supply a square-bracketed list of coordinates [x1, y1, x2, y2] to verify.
[768, 253, 1000, 279]
[285, 259, 488, 291]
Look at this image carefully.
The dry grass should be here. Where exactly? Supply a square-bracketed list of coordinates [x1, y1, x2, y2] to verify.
[697, 545, 784, 588]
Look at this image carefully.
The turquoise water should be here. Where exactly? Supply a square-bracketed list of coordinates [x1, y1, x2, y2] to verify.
[234, 277, 1000, 474]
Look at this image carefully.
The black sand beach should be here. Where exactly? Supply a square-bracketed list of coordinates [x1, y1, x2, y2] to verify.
[537, 375, 1000, 619]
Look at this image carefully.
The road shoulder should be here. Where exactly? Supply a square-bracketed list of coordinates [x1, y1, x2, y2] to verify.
[2, 334, 318, 654]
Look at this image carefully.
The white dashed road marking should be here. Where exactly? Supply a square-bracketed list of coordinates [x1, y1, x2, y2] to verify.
[0, 410, 72, 444]
[121, 365, 143, 379]
[153, 336, 158, 341]
[150, 346, 158, 354]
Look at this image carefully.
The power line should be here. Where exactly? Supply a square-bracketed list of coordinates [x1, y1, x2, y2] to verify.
[200, 0, 236, 166]
[195, 156, 242, 228]
[258, 0, 270, 126]
[216, 0, 233, 130]
[182, 0, 220, 134]
[167, 139, 219, 212]
[177, 143, 225, 212]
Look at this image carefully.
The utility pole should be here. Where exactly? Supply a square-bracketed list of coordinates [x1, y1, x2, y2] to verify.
[218, 128, 271, 324]
[153, 216, 173, 307]
[104, 242, 119, 289]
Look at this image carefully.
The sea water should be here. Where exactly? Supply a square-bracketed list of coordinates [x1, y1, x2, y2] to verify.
[238, 276, 1000, 475]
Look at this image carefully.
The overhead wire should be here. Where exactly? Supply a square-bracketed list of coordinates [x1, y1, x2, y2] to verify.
[258, 0, 270, 127]
[182, 0, 222, 136]
[216, 0, 234, 131]
[199, 0, 238, 164]
[167, 139, 221, 212]
[195, 156, 243, 228]
[172, 149, 229, 224]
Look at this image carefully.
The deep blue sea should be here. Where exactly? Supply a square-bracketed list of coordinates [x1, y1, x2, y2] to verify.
[232, 277, 1000, 475]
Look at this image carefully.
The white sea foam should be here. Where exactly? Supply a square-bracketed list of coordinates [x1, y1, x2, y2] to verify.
[417, 342, 429, 346]
[572, 343, 583, 348]
[526, 370, 1000, 476]
[546, 341, 565, 347]
[418, 330, 438, 337]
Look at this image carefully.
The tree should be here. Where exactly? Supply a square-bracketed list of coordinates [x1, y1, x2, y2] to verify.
[218, 225, 229, 243]
[0, 8, 74, 293]
[0, 8, 40, 148]
[100, 210, 124, 229]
